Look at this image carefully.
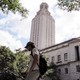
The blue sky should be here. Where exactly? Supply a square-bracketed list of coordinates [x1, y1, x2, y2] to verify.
[0, 0, 80, 51]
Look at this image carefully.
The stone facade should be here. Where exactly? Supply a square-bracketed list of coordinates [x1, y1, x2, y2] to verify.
[30, 2, 55, 50]
[40, 38, 80, 80]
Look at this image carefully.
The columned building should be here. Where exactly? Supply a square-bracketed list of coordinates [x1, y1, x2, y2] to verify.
[30, 2, 55, 49]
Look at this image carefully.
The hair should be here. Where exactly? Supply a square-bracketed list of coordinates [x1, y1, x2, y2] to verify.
[30, 43, 35, 48]
[26, 42, 35, 48]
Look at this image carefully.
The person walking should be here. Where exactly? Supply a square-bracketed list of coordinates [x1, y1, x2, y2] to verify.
[24, 42, 40, 80]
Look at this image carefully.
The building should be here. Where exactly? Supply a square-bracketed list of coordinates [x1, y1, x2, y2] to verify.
[40, 38, 80, 80]
[30, 2, 55, 50]
[30, 2, 80, 80]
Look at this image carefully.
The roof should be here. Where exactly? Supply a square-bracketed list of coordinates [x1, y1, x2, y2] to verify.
[40, 37, 80, 51]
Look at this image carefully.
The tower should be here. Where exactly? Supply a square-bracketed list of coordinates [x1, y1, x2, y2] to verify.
[30, 2, 55, 49]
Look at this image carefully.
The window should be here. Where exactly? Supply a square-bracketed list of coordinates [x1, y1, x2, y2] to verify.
[51, 56, 54, 62]
[65, 68, 68, 74]
[76, 65, 80, 72]
[57, 55, 61, 62]
[64, 53, 68, 61]
[58, 69, 61, 74]
[75, 46, 80, 61]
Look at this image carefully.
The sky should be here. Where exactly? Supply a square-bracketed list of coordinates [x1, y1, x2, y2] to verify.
[0, 0, 80, 52]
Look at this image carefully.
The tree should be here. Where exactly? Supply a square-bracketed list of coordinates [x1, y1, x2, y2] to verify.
[0, 46, 29, 80]
[0, 0, 28, 17]
[58, 0, 80, 11]
[0, 46, 17, 80]
[0, 46, 15, 73]
[14, 51, 29, 79]
[46, 62, 60, 80]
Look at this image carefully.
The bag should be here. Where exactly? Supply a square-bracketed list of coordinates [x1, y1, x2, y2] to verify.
[39, 55, 47, 76]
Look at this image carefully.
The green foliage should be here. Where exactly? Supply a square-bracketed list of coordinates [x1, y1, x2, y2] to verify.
[0, 46, 15, 72]
[0, 0, 28, 17]
[14, 52, 29, 77]
[0, 46, 29, 80]
[46, 62, 60, 80]
[58, 0, 80, 11]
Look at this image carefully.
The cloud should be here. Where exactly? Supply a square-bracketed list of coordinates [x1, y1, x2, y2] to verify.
[0, 7, 31, 51]
[6, 18, 31, 39]
[55, 9, 80, 43]
[0, 30, 23, 51]
[0, 12, 30, 40]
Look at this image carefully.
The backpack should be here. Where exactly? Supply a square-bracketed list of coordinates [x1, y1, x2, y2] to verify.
[39, 54, 47, 76]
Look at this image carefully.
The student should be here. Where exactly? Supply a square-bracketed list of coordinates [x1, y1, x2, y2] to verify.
[24, 42, 40, 80]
